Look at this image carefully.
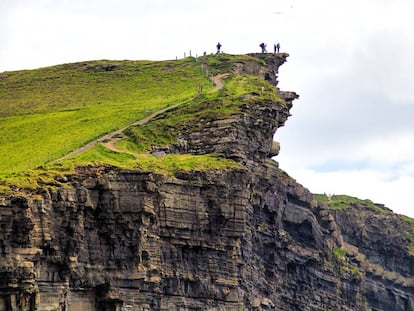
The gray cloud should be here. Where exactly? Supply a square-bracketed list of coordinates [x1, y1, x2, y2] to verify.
[276, 20, 414, 215]
[278, 28, 414, 161]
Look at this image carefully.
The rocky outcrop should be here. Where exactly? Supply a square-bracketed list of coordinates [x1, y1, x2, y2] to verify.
[169, 96, 291, 167]
[0, 54, 413, 311]
[333, 204, 413, 276]
[331, 204, 414, 311]
[154, 54, 298, 168]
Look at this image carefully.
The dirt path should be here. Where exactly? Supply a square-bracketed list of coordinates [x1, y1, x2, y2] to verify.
[54, 74, 227, 162]
[209, 73, 228, 93]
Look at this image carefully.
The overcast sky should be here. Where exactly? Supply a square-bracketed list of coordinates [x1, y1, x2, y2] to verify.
[1, 0, 414, 217]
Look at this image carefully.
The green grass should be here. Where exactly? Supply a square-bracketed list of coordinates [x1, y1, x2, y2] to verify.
[399, 215, 414, 255]
[223, 74, 281, 99]
[0, 167, 73, 193]
[331, 247, 363, 276]
[0, 53, 281, 191]
[332, 248, 346, 260]
[0, 58, 211, 173]
[58, 143, 240, 175]
[0, 54, 270, 174]
[203, 53, 265, 76]
[121, 74, 284, 152]
[314, 193, 386, 213]
[0, 145, 241, 193]
[400, 214, 414, 228]
[0, 145, 241, 192]
[61, 144, 137, 168]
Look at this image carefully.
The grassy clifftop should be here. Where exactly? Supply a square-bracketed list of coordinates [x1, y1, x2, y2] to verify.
[0, 54, 280, 190]
[0, 58, 211, 173]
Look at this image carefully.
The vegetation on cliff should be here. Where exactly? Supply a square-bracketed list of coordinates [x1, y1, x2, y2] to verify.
[315, 193, 414, 257]
[313, 193, 387, 213]
[0, 54, 278, 191]
[0, 58, 210, 173]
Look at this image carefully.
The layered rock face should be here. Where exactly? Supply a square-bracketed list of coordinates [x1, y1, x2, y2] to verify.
[332, 205, 414, 311]
[0, 54, 413, 311]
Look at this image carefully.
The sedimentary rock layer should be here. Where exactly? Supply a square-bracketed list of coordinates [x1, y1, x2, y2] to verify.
[0, 54, 413, 311]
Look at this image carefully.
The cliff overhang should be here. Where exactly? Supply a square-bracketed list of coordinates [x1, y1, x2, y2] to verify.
[0, 53, 413, 311]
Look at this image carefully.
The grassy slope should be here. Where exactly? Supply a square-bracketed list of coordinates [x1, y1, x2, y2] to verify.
[121, 73, 281, 153]
[313, 193, 386, 213]
[55, 63, 280, 174]
[1, 54, 272, 188]
[0, 58, 211, 173]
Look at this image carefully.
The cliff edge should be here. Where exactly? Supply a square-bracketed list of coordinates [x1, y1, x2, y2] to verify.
[0, 54, 413, 311]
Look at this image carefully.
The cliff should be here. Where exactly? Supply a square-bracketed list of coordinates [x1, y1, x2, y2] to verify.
[0, 54, 413, 311]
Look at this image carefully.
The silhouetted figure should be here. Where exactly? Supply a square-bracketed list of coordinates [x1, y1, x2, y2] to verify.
[260, 42, 267, 53]
[276, 42, 280, 53]
[216, 42, 222, 54]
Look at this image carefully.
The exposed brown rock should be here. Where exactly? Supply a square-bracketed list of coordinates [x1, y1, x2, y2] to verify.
[0, 54, 412, 311]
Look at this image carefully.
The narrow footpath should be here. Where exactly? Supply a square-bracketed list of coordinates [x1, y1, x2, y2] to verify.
[54, 74, 227, 162]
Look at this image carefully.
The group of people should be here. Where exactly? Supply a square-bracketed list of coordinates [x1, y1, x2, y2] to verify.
[216, 42, 281, 54]
[260, 42, 280, 53]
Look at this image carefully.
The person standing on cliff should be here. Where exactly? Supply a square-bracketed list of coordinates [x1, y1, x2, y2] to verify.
[260, 42, 267, 53]
[216, 42, 222, 54]
[276, 42, 280, 53]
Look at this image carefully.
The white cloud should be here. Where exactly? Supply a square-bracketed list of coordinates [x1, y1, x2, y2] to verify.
[357, 133, 414, 166]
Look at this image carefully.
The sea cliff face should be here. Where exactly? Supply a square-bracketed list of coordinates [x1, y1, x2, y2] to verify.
[0, 54, 413, 311]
